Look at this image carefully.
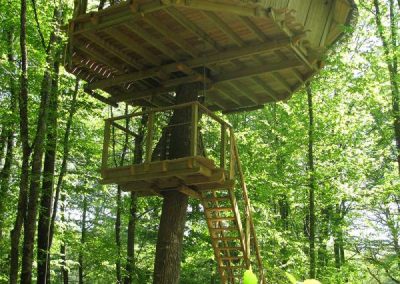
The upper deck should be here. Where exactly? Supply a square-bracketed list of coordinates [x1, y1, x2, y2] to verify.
[66, 0, 356, 112]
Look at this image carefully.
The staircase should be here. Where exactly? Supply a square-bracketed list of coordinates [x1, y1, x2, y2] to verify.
[201, 135, 266, 284]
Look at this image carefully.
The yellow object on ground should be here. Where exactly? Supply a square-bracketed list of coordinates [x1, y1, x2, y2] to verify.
[304, 280, 321, 284]
[243, 270, 258, 284]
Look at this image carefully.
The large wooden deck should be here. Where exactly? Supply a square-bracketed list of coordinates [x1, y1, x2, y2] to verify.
[66, 0, 356, 113]
[101, 156, 234, 196]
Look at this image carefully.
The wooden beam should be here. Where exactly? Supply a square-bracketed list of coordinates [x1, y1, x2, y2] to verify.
[178, 185, 200, 199]
[214, 61, 302, 83]
[124, 22, 180, 61]
[82, 32, 143, 70]
[84, 87, 118, 107]
[75, 41, 120, 73]
[165, 8, 220, 50]
[111, 121, 139, 138]
[106, 29, 161, 66]
[271, 72, 293, 93]
[251, 77, 280, 101]
[143, 14, 199, 57]
[71, 1, 170, 34]
[87, 40, 290, 90]
[203, 11, 244, 46]
[163, 0, 269, 19]
[113, 86, 176, 103]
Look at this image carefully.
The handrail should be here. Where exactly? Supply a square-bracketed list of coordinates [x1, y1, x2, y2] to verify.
[231, 133, 267, 284]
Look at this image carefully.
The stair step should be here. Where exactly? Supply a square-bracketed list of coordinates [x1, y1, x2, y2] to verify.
[205, 207, 233, 212]
[208, 217, 236, 222]
[216, 247, 244, 251]
[213, 237, 241, 241]
[221, 257, 243, 261]
[210, 227, 238, 232]
[202, 197, 230, 202]
[220, 265, 247, 270]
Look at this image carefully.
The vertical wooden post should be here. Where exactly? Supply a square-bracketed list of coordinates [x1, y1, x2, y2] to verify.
[190, 102, 199, 157]
[145, 112, 155, 163]
[229, 128, 235, 180]
[102, 120, 111, 170]
[220, 124, 226, 168]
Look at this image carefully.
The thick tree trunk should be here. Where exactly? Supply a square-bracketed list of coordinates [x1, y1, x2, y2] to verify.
[9, 0, 30, 281]
[153, 83, 200, 284]
[79, 195, 88, 284]
[306, 82, 316, 279]
[37, 52, 61, 284]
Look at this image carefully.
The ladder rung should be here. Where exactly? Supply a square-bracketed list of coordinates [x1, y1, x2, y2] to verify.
[202, 197, 230, 202]
[220, 265, 247, 269]
[221, 257, 243, 261]
[208, 217, 236, 222]
[210, 227, 238, 232]
[213, 237, 241, 241]
[206, 207, 233, 212]
[217, 247, 243, 251]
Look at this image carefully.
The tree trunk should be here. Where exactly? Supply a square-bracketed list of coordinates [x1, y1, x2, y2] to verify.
[79, 195, 88, 284]
[116, 185, 122, 283]
[0, 16, 17, 239]
[9, 0, 30, 281]
[60, 192, 68, 284]
[49, 79, 79, 248]
[37, 50, 61, 284]
[306, 82, 316, 279]
[153, 83, 200, 284]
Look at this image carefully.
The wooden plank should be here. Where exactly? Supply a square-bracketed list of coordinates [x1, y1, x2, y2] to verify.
[102, 120, 111, 170]
[206, 207, 234, 212]
[214, 61, 302, 83]
[190, 103, 199, 156]
[124, 22, 180, 61]
[82, 32, 143, 69]
[143, 14, 199, 57]
[178, 185, 201, 199]
[203, 11, 244, 46]
[145, 112, 155, 162]
[111, 121, 138, 138]
[106, 29, 161, 66]
[220, 124, 227, 168]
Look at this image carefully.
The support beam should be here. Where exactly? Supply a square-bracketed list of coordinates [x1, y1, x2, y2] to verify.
[214, 61, 302, 83]
[106, 29, 161, 66]
[87, 40, 291, 90]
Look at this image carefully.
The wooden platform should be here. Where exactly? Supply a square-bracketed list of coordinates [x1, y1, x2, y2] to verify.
[66, 0, 356, 112]
[101, 156, 234, 196]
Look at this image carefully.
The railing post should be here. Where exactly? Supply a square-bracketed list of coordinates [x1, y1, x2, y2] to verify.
[102, 120, 111, 170]
[229, 128, 235, 179]
[220, 124, 226, 169]
[145, 111, 155, 162]
[190, 102, 199, 157]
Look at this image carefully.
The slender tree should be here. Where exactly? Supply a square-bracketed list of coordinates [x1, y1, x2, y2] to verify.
[306, 82, 316, 279]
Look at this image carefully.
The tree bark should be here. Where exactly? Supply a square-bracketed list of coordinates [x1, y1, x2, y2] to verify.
[9, 0, 30, 281]
[49, 79, 79, 247]
[306, 82, 316, 279]
[153, 83, 200, 284]
[0, 16, 17, 239]
[60, 192, 68, 284]
[79, 195, 88, 284]
[37, 48, 61, 284]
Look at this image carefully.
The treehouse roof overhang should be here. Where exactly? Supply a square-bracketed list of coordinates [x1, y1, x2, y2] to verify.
[66, 0, 357, 112]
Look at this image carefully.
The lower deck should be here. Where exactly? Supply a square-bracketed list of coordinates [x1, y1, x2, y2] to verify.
[101, 156, 234, 197]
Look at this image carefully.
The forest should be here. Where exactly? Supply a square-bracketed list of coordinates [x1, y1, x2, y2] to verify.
[0, 0, 399, 283]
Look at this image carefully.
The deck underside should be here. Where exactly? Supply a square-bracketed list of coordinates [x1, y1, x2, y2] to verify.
[101, 156, 234, 196]
[66, 0, 355, 112]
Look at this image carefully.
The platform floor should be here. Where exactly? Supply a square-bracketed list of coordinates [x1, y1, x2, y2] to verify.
[101, 156, 234, 196]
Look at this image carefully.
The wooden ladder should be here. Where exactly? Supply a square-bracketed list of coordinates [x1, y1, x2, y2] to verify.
[200, 132, 266, 284]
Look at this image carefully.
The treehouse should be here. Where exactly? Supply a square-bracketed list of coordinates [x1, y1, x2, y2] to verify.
[65, 0, 356, 283]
